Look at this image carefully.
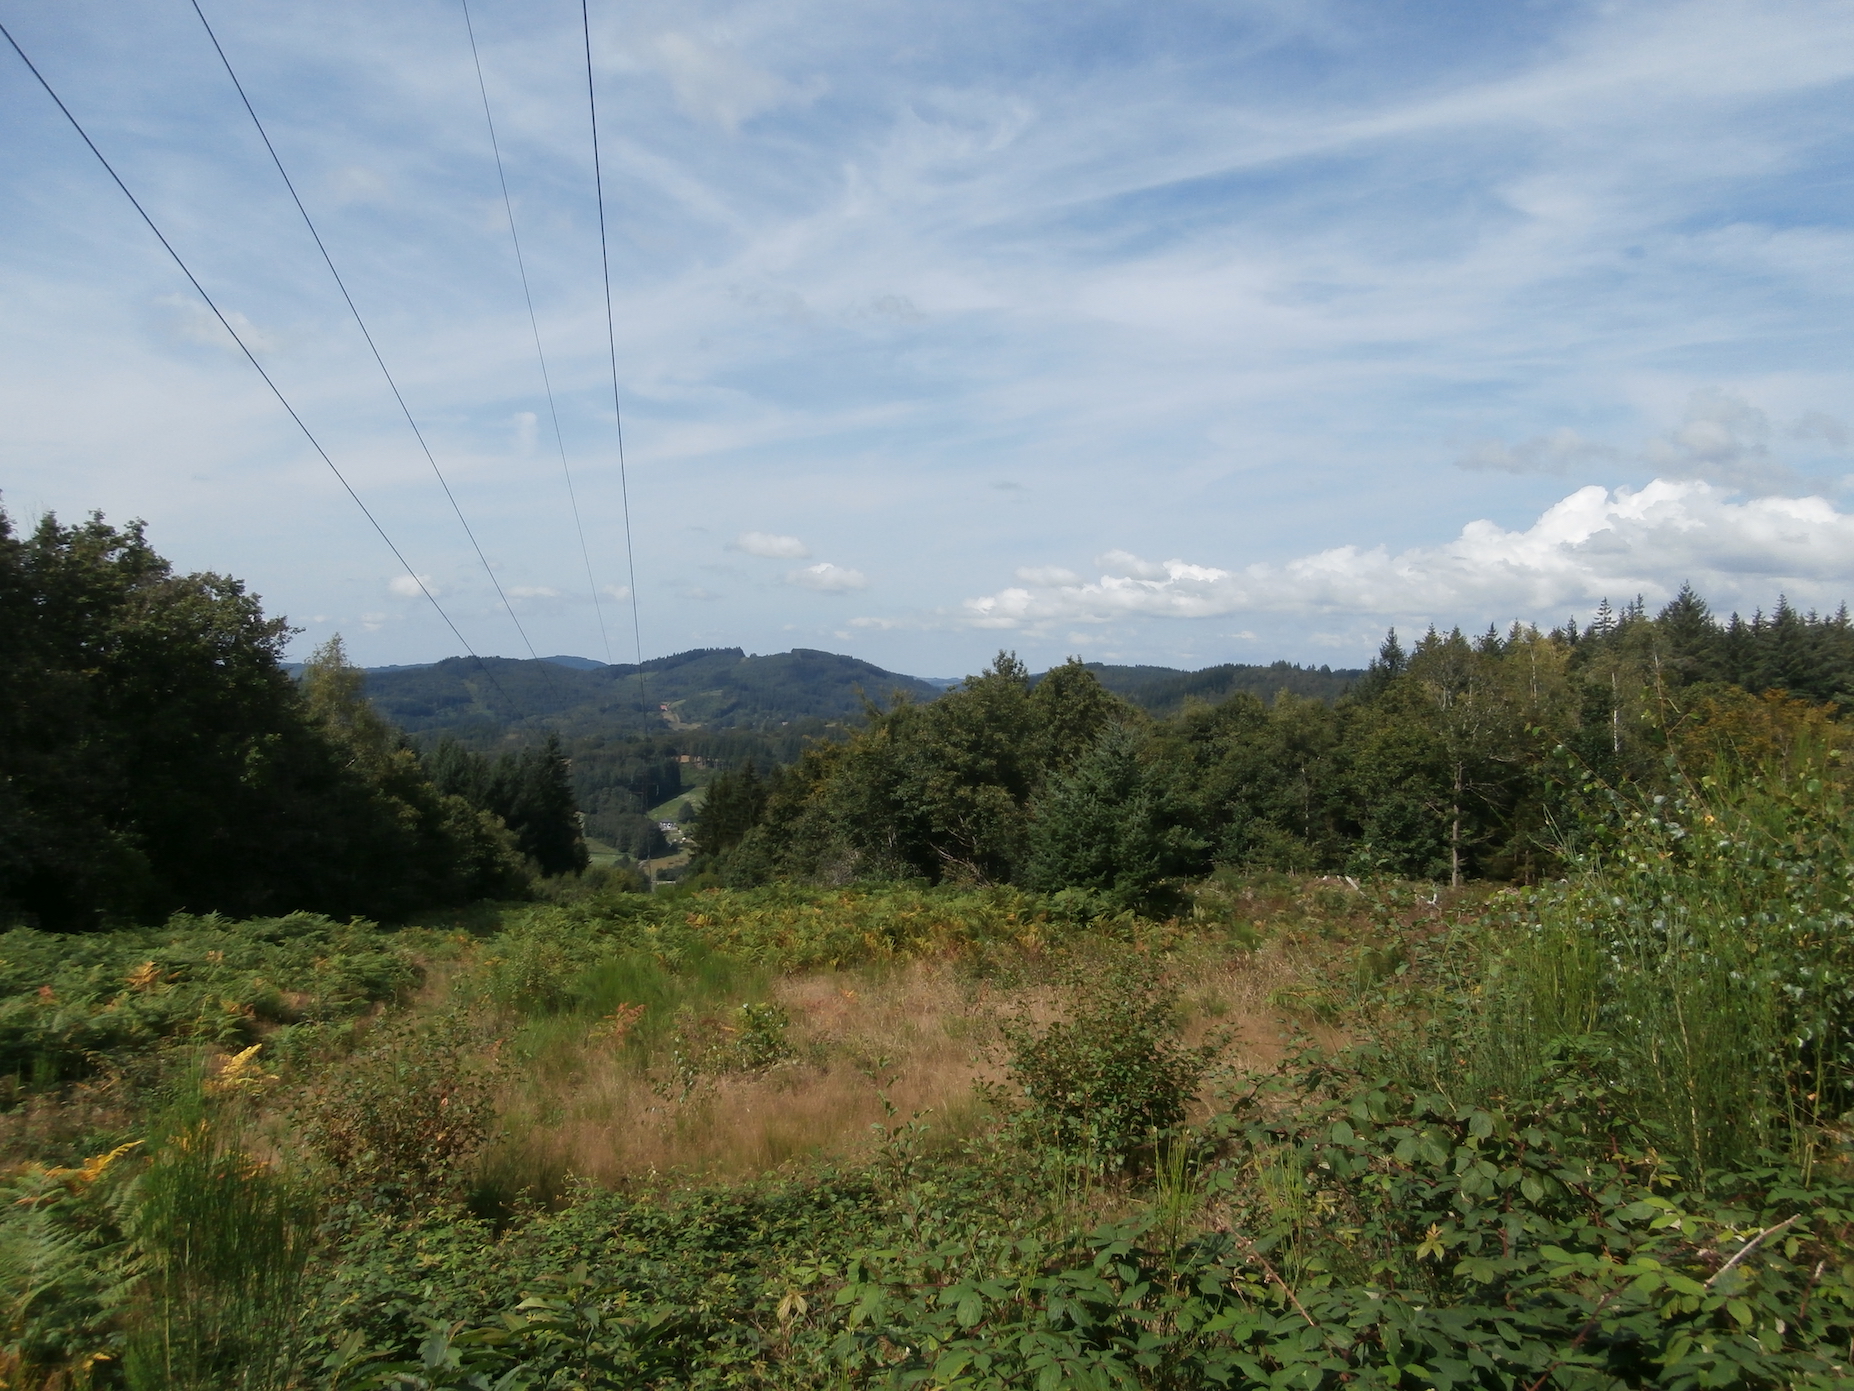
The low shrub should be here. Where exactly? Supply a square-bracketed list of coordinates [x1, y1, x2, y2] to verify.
[294, 1016, 502, 1212]
[994, 960, 1215, 1163]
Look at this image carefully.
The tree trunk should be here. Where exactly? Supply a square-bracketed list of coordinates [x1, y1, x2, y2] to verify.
[1450, 762, 1464, 889]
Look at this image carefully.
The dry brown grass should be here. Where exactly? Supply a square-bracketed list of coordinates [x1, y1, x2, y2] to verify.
[482, 940, 1317, 1192]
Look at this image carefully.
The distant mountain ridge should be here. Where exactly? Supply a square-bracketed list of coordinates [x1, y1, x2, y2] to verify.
[359, 647, 944, 742]
[1080, 659, 1359, 716]
[348, 647, 1361, 744]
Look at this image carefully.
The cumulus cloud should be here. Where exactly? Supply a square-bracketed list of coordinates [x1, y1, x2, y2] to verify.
[509, 585, 561, 599]
[962, 479, 1854, 630]
[601, 583, 633, 601]
[732, 530, 811, 559]
[388, 573, 437, 598]
[788, 561, 867, 592]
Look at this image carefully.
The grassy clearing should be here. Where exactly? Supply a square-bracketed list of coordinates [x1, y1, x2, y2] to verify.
[0, 812, 1849, 1387]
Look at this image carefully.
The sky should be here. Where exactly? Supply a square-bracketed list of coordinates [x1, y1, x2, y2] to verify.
[3, 0, 1853, 678]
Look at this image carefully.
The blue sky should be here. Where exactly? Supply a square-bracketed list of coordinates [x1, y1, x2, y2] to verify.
[4, 0, 1853, 676]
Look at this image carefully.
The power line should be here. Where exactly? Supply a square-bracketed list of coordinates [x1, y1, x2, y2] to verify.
[0, 17, 488, 670]
[188, 0, 549, 672]
[458, 0, 610, 672]
[580, 0, 652, 724]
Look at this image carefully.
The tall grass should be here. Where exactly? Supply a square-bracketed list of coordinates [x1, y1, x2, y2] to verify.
[122, 1085, 317, 1391]
[1416, 743, 1854, 1183]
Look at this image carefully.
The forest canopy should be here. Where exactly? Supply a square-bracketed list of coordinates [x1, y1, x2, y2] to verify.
[0, 509, 575, 929]
[693, 588, 1854, 902]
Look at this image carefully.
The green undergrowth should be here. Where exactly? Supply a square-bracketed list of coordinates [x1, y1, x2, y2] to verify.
[0, 914, 420, 1096]
[3, 780, 1852, 1387]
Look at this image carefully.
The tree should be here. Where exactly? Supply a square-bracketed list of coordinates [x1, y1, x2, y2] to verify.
[0, 507, 526, 928]
[298, 638, 531, 911]
[1023, 723, 1199, 909]
[689, 761, 769, 861]
[425, 733, 589, 877]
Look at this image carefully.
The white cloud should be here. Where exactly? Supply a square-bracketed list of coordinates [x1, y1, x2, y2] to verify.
[963, 479, 1854, 630]
[509, 585, 560, 599]
[651, 32, 816, 132]
[1793, 412, 1851, 451]
[788, 561, 867, 592]
[601, 583, 633, 601]
[1463, 393, 1837, 493]
[388, 573, 437, 598]
[157, 295, 279, 355]
[327, 165, 391, 206]
[732, 530, 811, 559]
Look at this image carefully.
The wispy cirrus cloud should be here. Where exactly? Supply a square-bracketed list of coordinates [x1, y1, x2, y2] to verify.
[6, 1, 1854, 670]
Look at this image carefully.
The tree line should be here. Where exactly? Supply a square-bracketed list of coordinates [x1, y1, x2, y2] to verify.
[0, 510, 585, 930]
[691, 586, 1854, 905]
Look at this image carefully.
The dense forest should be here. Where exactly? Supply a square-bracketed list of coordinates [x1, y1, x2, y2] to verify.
[1081, 658, 1359, 716]
[693, 589, 1854, 901]
[0, 509, 583, 929]
[364, 650, 1363, 863]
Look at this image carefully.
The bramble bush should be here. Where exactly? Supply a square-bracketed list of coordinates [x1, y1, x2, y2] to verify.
[994, 961, 1216, 1163]
[295, 1016, 503, 1213]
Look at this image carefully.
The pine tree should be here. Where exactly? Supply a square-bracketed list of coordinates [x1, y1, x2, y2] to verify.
[509, 734, 588, 877]
[690, 761, 768, 860]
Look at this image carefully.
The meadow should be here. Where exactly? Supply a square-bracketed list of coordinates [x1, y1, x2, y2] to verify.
[1, 749, 1851, 1388]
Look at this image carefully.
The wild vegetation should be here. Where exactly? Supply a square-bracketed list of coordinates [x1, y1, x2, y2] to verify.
[693, 589, 1854, 898]
[2, 510, 1850, 1385]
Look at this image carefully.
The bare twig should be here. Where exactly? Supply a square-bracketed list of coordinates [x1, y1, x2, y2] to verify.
[1227, 1231, 1316, 1327]
[1705, 1214, 1800, 1289]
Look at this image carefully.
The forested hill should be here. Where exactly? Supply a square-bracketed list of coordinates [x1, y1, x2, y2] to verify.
[361, 648, 1364, 743]
[361, 647, 944, 742]
[1081, 660, 1360, 715]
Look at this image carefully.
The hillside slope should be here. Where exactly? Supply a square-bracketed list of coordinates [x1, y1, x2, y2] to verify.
[362, 647, 943, 742]
[1082, 660, 1360, 716]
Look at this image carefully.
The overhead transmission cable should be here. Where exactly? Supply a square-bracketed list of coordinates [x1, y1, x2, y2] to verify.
[188, 0, 549, 673]
[579, 0, 651, 721]
[458, 0, 611, 672]
[0, 18, 486, 670]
